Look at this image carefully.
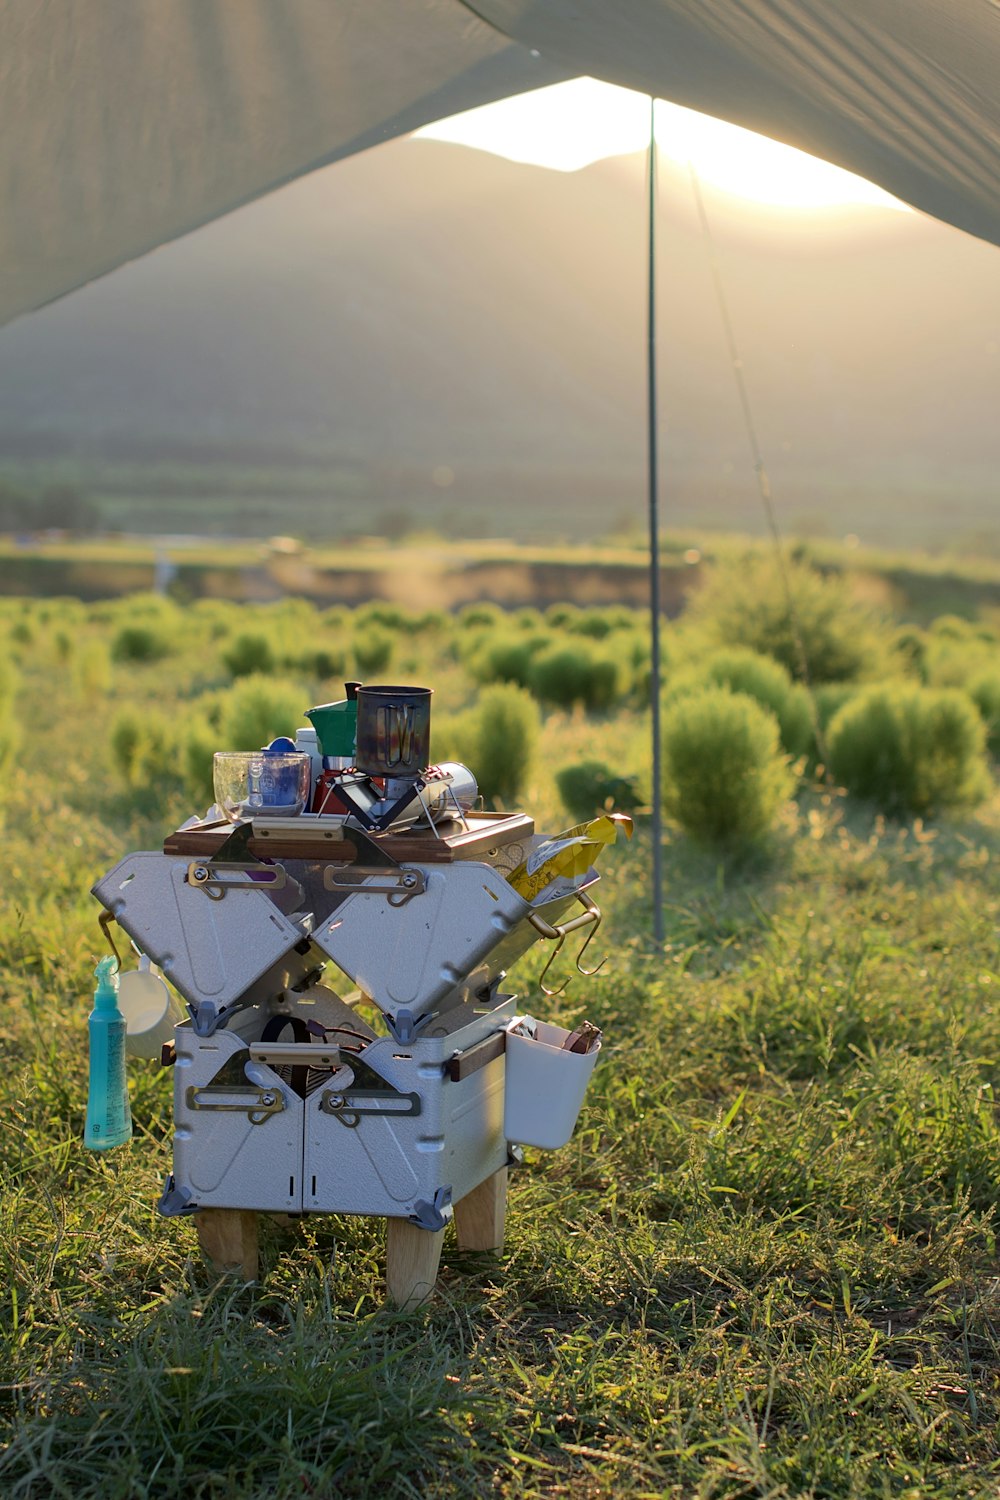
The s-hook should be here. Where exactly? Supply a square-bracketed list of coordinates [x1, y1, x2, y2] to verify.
[528, 891, 605, 997]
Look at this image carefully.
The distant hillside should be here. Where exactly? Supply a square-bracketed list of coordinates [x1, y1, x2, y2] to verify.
[0, 136, 997, 548]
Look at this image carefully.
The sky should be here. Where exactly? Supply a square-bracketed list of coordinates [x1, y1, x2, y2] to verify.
[417, 78, 909, 216]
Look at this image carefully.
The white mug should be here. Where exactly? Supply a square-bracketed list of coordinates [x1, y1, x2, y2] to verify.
[118, 957, 183, 1059]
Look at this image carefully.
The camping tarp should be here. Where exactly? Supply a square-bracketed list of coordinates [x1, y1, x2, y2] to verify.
[2, 0, 998, 327]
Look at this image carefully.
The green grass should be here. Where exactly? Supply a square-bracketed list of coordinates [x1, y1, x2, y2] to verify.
[1, 594, 1000, 1496]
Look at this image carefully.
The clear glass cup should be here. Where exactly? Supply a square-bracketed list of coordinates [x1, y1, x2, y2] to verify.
[213, 751, 310, 822]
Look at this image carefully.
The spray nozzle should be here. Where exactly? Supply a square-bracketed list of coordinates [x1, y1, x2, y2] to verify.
[94, 955, 120, 1006]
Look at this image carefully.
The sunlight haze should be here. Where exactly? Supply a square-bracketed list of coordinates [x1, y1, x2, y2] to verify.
[417, 78, 910, 214]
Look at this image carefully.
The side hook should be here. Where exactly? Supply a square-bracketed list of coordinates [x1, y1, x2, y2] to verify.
[574, 895, 606, 977]
[538, 933, 571, 997]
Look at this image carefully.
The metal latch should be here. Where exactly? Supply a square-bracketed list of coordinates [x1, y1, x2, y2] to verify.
[186, 1085, 285, 1124]
[319, 1088, 421, 1127]
[322, 866, 425, 902]
[188, 861, 287, 895]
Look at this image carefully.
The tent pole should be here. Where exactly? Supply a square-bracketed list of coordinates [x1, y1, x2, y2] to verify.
[646, 96, 665, 945]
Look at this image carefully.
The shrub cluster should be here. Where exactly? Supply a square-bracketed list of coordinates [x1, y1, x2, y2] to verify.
[530, 642, 622, 711]
[555, 760, 643, 822]
[666, 648, 814, 761]
[109, 706, 177, 790]
[968, 670, 1000, 756]
[688, 555, 890, 683]
[436, 684, 539, 807]
[111, 622, 172, 664]
[827, 683, 990, 816]
[470, 627, 632, 710]
[216, 674, 311, 753]
[661, 686, 794, 847]
[353, 628, 393, 676]
[223, 631, 276, 678]
[82, 588, 995, 839]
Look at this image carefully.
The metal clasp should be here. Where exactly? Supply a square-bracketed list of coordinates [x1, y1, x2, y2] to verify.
[319, 1088, 422, 1128]
[186, 1085, 285, 1125]
[322, 866, 425, 904]
[187, 862, 287, 898]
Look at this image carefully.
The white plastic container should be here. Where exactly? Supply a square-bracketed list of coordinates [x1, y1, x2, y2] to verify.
[118, 958, 184, 1059]
[503, 1018, 601, 1149]
[294, 726, 323, 801]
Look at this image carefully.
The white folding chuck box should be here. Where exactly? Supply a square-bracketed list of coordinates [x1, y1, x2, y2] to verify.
[92, 807, 606, 1300]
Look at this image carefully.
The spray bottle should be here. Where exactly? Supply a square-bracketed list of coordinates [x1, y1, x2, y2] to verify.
[84, 956, 133, 1150]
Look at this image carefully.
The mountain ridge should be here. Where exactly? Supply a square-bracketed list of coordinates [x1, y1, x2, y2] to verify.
[0, 136, 997, 546]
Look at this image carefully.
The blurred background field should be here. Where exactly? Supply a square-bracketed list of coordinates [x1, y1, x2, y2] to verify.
[1, 543, 1000, 1496]
[3, 530, 1000, 627]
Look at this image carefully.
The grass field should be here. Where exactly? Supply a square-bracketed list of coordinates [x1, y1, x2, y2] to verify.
[2, 577, 1000, 1497]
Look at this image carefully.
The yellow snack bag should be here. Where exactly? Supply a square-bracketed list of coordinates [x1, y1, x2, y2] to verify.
[506, 813, 633, 902]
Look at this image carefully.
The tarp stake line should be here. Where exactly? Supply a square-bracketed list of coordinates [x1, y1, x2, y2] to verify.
[647, 97, 666, 945]
[686, 163, 831, 775]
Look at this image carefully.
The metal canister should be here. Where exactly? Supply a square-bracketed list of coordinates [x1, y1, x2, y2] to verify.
[355, 685, 432, 778]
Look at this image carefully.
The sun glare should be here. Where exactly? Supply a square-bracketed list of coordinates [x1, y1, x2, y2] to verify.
[416, 78, 908, 214]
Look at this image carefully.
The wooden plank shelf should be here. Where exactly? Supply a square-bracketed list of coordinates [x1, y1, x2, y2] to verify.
[163, 810, 534, 865]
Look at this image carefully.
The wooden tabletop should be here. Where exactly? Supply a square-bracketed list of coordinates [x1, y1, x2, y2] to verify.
[163, 809, 534, 865]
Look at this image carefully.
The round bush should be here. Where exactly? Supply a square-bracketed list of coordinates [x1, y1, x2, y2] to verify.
[109, 707, 145, 784]
[283, 643, 348, 681]
[827, 683, 991, 816]
[218, 674, 309, 752]
[470, 631, 544, 690]
[459, 603, 504, 630]
[700, 648, 814, 759]
[223, 631, 276, 678]
[183, 716, 220, 806]
[568, 609, 618, 640]
[556, 760, 642, 822]
[108, 706, 179, 790]
[814, 682, 857, 728]
[688, 556, 889, 683]
[930, 615, 977, 642]
[470, 684, 540, 807]
[111, 623, 171, 664]
[968, 670, 1000, 756]
[354, 603, 418, 634]
[545, 603, 581, 628]
[891, 624, 929, 682]
[662, 687, 793, 847]
[529, 642, 622, 712]
[353, 627, 393, 676]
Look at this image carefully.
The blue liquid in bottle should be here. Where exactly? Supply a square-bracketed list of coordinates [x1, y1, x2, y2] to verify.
[84, 956, 133, 1150]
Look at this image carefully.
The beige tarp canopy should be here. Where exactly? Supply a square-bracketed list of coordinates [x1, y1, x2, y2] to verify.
[2, 0, 999, 328]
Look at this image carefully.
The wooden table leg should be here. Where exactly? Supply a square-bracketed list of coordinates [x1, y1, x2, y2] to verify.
[195, 1208, 259, 1280]
[453, 1166, 508, 1253]
[385, 1217, 444, 1308]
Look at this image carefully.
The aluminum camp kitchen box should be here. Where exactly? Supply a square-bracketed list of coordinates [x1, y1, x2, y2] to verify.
[92, 828, 600, 1232]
